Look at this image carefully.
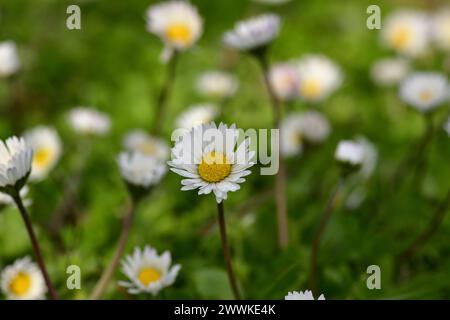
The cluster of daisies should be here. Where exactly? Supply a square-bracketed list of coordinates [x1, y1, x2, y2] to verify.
[0, 0, 449, 300]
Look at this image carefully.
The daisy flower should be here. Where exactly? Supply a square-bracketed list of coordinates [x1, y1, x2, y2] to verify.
[119, 245, 181, 296]
[68, 107, 111, 136]
[24, 126, 62, 182]
[146, 1, 203, 51]
[0, 136, 33, 193]
[298, 111, 331, 144]
[1, 257, 46, 300]
[370, 57, 410, 86]
[117, 152, 166, 189]
[176, 104, 219, 130]
[269, 63, 299, 101]
[382, 10, 430, 57]
[168, 122, 255, 203]
[431, 8, 450, 51]
[123, 129, 169, 160]
[285, 290, 325, 300]
[296, 54, 342, 103]
[223, 14, 280, 52]
[196, 71, 238, 100]
[280, 116, 303, 157]
[335, 140, 364, 167]
[399, 72, 449, 112]
[0, 41, 20, 77]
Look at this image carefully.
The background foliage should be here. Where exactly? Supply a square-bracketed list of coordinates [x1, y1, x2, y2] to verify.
[0, 0, 449, 299]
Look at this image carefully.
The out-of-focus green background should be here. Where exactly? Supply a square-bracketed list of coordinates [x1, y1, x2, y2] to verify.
[0, 0, 449, 299]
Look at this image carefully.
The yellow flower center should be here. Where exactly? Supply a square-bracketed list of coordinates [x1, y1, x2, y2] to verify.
[300, 79, 321, 99]
[419, 89, 433, 103]
[392, 25, 412, 50]
[9, 272, 31, 297]
[33, 147, 53, 169]
[165, 23, 192, 46]
[138, 267, 161, 286]
[198, 152, 231, 183]
[138, 142, 156, 156]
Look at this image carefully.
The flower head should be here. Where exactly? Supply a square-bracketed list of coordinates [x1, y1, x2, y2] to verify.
[223, 14, 280, 52]
[1, 257, 46, 300]
[117, 152, 166, 189]
[68, 107, 111, 136]
[0, 41, 20, 77]
[285, 290, 325, 300]
[146, 1, 203, 51]
[382, 10, 430, 57]
[431, 8, 450, 51]
[296, 54, 342, 103]
[335, 140, 364, 167]
[119, 245, 181, 296]
[0, 136, 32, 193]
[168, 122, 255, 203]
[370, 58, 410, 86]
[24, 126, 62, 182]
[196, 71, 238, 100]
[123, 129, 169, 161]
[269, 63, 299, 101]
[399, 72, 449, 112]
[176, 104, 218, 130]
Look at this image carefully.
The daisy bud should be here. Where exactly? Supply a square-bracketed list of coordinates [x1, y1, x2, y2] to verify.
[0, 136, 33, 195]
[0, 41, 20, 78]
[67, 107, 111, 136]
[335, 140, 364, 174]
[117, 152, 166, 201]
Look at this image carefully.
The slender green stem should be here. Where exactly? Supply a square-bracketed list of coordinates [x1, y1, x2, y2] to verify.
[12, 191, 59, 300]
[90, 201, 136, 300]
[395, 188, 450, 271]
[217, 201, 241, 300]
[257, 53, 289, 249]
[308, 178, 344, 293]
[152, 52, 179, 135]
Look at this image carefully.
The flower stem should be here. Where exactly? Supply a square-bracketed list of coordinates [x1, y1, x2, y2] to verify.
[217, 201, 241, 300]
[90, 201, 136, 300]
[395, 188, 450, 272]
[12, 191, 59, 300]
[308, 178, 344, 293]
[257, 53, 289, 249]
[152, 52, 179, 136]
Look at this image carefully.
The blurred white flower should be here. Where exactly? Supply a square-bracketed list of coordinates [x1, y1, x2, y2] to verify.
[117, 152, 166, 188]
[196, 71, 238, 100]
[335, 140, 364, 166]
[119, 245, 181, 296]
[0, 257, 46, 300]
[0, 136, 32, 191]
[123, 129, 169, 161]
[296, 54, 342, 103]
[168, 122, 255, 203]
[24, 126, 62, 182]
[355, 136, 378, 179]
[382, 10, 430, 57]
[0, 41, 20, 77]
[146, 1, 203, 51]
[298, 111, 331, 144]
[68, 107, 111, 136]
[285, 290, 325, 300]
[269, 63, 299, 101]
[280, 116, 303, 157]
[399, 72, 449, 112]
[176, 104, 218, 130]
[223, 14, 280, 52]
[431, 8, 450, 51]
[370, 57, 410, 86]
